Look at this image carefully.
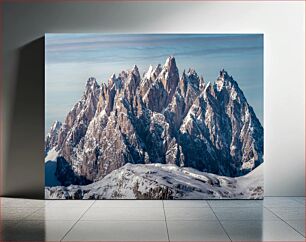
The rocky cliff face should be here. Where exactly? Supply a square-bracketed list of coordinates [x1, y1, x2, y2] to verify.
[46, 56, 263, 185]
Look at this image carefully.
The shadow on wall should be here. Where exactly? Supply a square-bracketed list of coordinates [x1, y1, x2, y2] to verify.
[4, 37, 45, 199]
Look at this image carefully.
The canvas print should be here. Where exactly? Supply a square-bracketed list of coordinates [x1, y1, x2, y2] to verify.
[45, 34, 264, 199]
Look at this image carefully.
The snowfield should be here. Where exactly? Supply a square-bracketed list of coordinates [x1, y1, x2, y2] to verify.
[45, 163, 263, 199]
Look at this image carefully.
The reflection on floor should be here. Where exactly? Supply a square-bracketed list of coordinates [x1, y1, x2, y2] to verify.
[0, 197, 304, 241]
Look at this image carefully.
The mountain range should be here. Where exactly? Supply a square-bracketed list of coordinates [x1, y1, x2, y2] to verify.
[45, 56, 264, 195]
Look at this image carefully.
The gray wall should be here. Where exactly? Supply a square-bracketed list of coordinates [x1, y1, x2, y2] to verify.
[1, 1, 305, 198]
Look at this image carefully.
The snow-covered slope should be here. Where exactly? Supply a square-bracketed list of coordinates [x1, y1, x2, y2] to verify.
[45, 163, 263, 199]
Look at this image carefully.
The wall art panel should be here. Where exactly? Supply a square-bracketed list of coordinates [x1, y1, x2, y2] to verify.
[45, 34, 264, 199]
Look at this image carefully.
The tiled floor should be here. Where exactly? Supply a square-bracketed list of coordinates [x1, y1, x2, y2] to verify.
[0, 197, 305, 241]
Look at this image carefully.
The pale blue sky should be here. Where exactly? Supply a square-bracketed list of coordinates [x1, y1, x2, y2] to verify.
[45, 34, 263, 134]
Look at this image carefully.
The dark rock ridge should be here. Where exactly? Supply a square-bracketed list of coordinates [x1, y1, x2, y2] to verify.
[46, 56, 263, 185]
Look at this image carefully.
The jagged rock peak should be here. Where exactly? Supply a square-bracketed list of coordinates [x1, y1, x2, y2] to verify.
[163, 56, 178, 75]
[86, 77, 98, 86]
[219, 68, 226, 78]
[179, 68, 201, 93]
[119, 70, 129, 79]
[188, 68, 200, 85]
[199, 75, 205, 90]
[153, 64, 162, 78]
[215, 69, 233, 91]
[187, 68, 198, 77]
[85, 77, 100, 93]
[154, 64, 162, 71]
[215, 70, 245, 103]
[164, 55, 176, 66]
[110, 73, 116, 80]
[124, 64, 141, 96]
[218, 69, 232, 81]
[131, 65, 140, 76]
[181, 68, 198, 79]
[108, 73, 117, 87]
[144, 65, 153, 80]
[159, 56, 179, 98]
[46, 120, 62, 141]
[45, 120, 62, 154]
[51, 120, 62, 131]
[143, 64, 163, 82]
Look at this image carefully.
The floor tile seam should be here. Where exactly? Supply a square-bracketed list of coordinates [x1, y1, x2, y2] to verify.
[2, 207, 44, 231]
[90, 206, 164, 209]
[0, 219, 23, 229]
[291, 197, 306, 205]
[79, 219, 169, 222]
[165, 200, 209, 207]
[162, 200, 170, 242]
[19, 219, 83, 221]
[264, 206, 306, 238]
[14, 218, 246, 222]
[45, 206, 95, 208]
[285, 219, 306, 222]
[60, 200, 96, 242]
[17, 206, 43, 221]
[164, 206, 210, 208]
[166, 219, 220, 221]
[46, 200, 95, 209]
[263, 206, 305, 218]
[164, 206, 212, 209]
[263, 206, 305, 209]
[216, 218, 283, 221]
[209, 207, 266, 211]
[206, 201, 232, 242]
[1, 205, 45, 209]
[210, 205, 272, 212]
[265, 196, 304, 198]
[75, 219, 227, 222]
